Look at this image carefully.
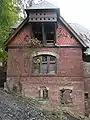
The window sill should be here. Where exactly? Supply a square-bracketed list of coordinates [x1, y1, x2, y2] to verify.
[32, 44, 56, 48]
[39, 98, 49, 100]
[60, 103, 73, 107]
[38, 98, 49, 103]
[43, 44, 55, 47]
[31, 73, 57, 77]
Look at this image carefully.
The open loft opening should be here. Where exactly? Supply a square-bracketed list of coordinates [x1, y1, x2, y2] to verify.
[32, 23, 43, 43]
[31, 22, 56, 46]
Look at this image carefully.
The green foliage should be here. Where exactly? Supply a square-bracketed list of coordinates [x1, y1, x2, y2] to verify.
[0, 0, 20, 62]
[52, 108, 69, 120]
[0, 0, 34, 62]
[14, 0, 34, 18]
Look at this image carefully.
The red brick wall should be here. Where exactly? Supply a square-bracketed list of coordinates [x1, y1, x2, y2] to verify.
[7, 21, 85, 115]
[9, 22, 81, 47]
[7, 47, 83, 77]
[7, 47, 85, 115]
[56, 23, 80, 46]
[9, 24, 31, 46]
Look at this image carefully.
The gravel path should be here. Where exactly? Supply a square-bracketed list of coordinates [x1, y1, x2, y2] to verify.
[0, 90, 50, 120]
[0, 89, 84, 120]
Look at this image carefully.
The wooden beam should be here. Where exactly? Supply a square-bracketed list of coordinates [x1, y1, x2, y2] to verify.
[42, 23, 46, 46]
[54, 23, 57, 45]
[29, 23, 33, 39]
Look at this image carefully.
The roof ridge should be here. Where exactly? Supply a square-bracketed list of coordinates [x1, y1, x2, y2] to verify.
[32, 0, 57, 7]
[26, 0, 59, 10]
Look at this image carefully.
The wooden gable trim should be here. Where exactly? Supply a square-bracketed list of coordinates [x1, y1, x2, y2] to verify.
[59, 16, 87, 47]
[7, 18, 28, 45]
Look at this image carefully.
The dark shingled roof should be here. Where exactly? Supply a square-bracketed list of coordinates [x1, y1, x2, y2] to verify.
[69, 23, 90, 46]
[25, 0, 60, 16]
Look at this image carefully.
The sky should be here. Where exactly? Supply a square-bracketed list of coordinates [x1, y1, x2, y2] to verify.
[34, 0, 90, 30]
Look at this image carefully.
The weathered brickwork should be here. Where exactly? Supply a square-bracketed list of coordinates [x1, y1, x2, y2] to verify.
[7, 22, 85, 115]
[56, 23, 80, 46]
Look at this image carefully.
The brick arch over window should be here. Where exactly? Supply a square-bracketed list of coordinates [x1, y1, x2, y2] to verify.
[32, 54, 57, 75]
[32, 51, 59, 59]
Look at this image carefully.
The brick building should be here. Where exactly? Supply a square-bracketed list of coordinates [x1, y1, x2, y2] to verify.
[6, 1, 90, 116]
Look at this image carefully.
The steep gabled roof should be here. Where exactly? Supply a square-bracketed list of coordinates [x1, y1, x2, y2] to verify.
[69, 23, 90, 46]
[7, 16, 88, 47]
[7, 1, 89, 48]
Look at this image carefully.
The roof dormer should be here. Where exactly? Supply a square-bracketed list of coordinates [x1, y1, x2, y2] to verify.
[25, 0, 60, 22]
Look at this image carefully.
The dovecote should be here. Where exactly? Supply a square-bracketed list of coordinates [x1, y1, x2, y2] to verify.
[25, 0, 60, 22]
[29, 11, 57, 22]
[25, 1, 60, 46]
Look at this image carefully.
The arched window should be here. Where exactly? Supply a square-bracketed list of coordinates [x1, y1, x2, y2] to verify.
[32, 55, 56, 75]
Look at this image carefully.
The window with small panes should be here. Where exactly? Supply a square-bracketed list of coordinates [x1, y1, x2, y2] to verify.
[33, 55, 56, 75]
